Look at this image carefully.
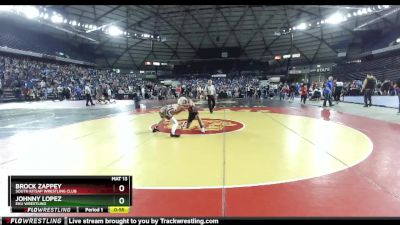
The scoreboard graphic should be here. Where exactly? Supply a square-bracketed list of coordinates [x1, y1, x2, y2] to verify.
[3, 177, 221, 224]
[8, 176, 132, 213]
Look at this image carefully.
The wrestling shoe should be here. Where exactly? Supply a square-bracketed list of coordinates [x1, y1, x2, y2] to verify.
[170, 133, 181, 137]
[152, 127, 160, 132]
[201, 127, 206, 133]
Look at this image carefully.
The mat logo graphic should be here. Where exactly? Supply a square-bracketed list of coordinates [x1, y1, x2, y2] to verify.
[152, 118, 244, 135]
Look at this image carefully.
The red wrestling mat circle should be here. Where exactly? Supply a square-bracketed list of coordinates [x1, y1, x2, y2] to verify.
[151, 118, 244, 135]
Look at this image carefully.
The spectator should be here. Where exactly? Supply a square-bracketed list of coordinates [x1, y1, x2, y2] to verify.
[0, 78, 3, 102]
[361, 73, 376, 107]
[289, 83, 295, 102]
[381, 80, 390, 96]
[310, 86, 321, 101]
[279, 84, 288, 100]
[134, 91, 141, 110]
[326, 76, 334, 104]
[322, 83, 333, 107]
[300, 84, 308, 104]
[396, 78, 400, 113]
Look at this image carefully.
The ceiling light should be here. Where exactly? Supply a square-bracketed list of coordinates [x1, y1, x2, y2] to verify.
[107, 26, 123, 36]
[21, 6, 39, 19]
[353, 12, 357, 16]
[296, 23, 307, 30]
[362, 8, 367, 14]
[347, 13, 352, 18]
[292, 53, 300, 58]
[51, 14, 63, 23]
[0, 5, 14, 11]
[71, 20, 77, 26]
[378, 5, 382, 9]
[63, 19, 68, 23]
[383, 5, 390, 9]
[43, 13, 49, 19]
[326, 12, 346, 25]
[357, 10, 362, 15]
[367, 7, 372, 12]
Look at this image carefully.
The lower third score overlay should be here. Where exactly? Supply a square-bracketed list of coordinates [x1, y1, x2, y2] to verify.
[8, 176, 132, 213]
[0, 217, 220, 225]
[1, 218, 221, 225]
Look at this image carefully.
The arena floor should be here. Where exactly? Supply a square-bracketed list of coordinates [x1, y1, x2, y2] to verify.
[0, 98, 400, 216]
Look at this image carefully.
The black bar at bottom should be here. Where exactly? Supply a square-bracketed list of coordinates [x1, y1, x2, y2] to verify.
[2, 217, 64, 225]
[63, 218, 400, 225]
[2, 217, 400, 225]
[11, 207, 77, 213]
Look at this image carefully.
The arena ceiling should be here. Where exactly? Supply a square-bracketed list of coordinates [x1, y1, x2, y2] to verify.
[44, 5, 400, 69]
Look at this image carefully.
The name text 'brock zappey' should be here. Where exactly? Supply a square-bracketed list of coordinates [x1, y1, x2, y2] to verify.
[15, 184, 63, 189]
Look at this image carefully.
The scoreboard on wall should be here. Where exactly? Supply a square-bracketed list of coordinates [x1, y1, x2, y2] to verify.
[8, 176, 132, 213]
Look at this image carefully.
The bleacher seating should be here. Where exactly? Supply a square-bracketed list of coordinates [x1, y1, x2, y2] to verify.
[0, 19, 94, 63]
[362, 28, 400, 52]
[333, 50, 400, 81]
[332, 39, 352, 52]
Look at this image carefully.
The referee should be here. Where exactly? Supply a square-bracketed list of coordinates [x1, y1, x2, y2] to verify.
[85, 83, 95, 106]
[204, 79, 216, 113]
